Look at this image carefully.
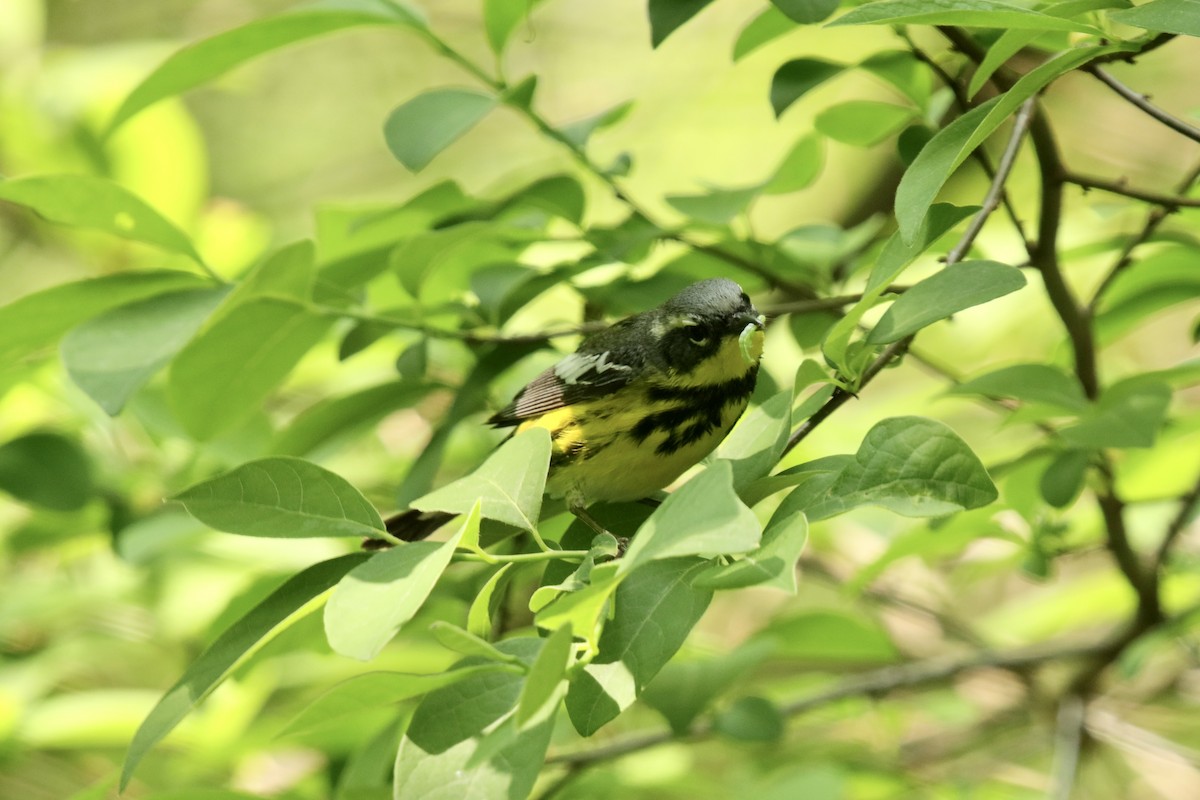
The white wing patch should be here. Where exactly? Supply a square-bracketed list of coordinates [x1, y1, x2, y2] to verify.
[553, 351, 633, 385]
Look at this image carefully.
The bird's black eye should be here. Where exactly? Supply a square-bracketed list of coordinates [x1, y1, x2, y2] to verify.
[740, 292, 751, 307]
[683, 322, 709, 347]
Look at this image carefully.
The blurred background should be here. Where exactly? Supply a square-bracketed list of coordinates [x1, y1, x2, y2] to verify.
[1, 0, 1199, 797]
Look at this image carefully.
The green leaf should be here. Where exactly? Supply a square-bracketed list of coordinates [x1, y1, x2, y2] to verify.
[120, 553, 368, 790]
[713, 696, 784, 742]
[770, 58, 843, 117]
[515, 623, 573, 727]
[412, 428, 551, 533]
[830, 0, 1102, 32]
[0, 175, 202, 262]
[764, 134, 824, 194]
[777, 416, 998, 521]
[859, 50, 932, 106]
[324, 513, 469, 661]
[561, 101, 634, 148]
[61, 287, 229, 415]
[1061, 378, 1172, 448]
[106, 0, 425, 134]
[232, 239, 315, 301]
[641, 640, 773, 735]
[1097, 245, 1200, 341]
[824, 203, 977, 380]
[733, 7, 795, 60]
[947, 363, 1087, 411]
[771, 0, 839, 24]
[468, 563, 514, 638]
[969, 28, 1040, 98]
[894, 99, 998, 242]
[565, 559, 712, 735]
[620, 461, 761, 574]
[278, 667, 518, 738]
[867, 260, 1027, 343]
[273, 380, 433, 457]
[761, 609, 899, 664]
[814, 101, 916, 146]
[167, 297, 332, 440]
[0, 272, 207, 367]
[429, 621, 522, 666]
[384, 89, 499, 171]
[1111, 0, 1200, 36]
[407, 638, 541, 753]
[394, 714, 553, 800]
[666, 185, 761, 224]
[896, 45, 1123, 241]
[533, 563, 623, 654]
[718, 388, 794, 491]
[396, 343, 542, 506]
[1040, 449, 1090, 508]
[692, 512, 808, 592]
[648, 0, 716, 47]
[484, 0, 549, 53]
[173, 457, 385, 539]
[0, 432, 93, 512]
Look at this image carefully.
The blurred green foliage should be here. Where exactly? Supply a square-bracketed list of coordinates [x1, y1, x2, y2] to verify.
[1, 1, 1200, 799]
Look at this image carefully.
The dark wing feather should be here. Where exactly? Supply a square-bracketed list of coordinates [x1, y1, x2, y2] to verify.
[487, 317, 651, 427]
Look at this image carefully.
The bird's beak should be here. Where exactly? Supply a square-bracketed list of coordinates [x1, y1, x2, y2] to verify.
[737, 311, 766, 331]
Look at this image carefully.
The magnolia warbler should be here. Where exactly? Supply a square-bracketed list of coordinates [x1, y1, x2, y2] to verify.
[385, 278, 765, 542]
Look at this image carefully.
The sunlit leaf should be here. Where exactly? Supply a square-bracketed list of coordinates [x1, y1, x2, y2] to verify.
[515, 623, 573, 727]
[120, 553, 369, 789]
[665, 185, 761, 224]
[412, 428, 551, 533]
[0, 175, 202, 262]
[620, 461, 761, 573]
[324, 511, 470, 660]
[278, 667, 518, 738]
[107, 0, 425, 133]
[692, 512, 808, 592]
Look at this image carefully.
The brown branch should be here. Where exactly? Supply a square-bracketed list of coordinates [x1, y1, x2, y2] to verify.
[1066, 172, 1200, 208]
[546, 636, 1115, 768]
[1089, 159, 1200, 311]
[1085, 65, 1200, 144]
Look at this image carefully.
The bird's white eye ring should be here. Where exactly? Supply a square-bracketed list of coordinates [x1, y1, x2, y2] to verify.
[688, 334, 709, 346]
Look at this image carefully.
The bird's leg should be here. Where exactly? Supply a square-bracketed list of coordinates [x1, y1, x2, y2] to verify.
[567, 495, 628, 558]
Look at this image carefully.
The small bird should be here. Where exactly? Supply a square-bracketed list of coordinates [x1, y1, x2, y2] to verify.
[385, 278, 765, 542]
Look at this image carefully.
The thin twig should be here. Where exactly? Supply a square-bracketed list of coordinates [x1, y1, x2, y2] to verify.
[945, 97, 1037, 264]
[1066, 172, 1200, 208]
[1085, 65, 1200, 144]
[1153, 475, 1200, 571]
[546, 636, 1116, 768]
[1089, 159, 1200, 310]
[1050, 695, 1087, 800]
[782, 76, 1035, 456]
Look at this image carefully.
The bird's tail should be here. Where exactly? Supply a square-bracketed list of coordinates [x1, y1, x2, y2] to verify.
[365, 508, 456, 550]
